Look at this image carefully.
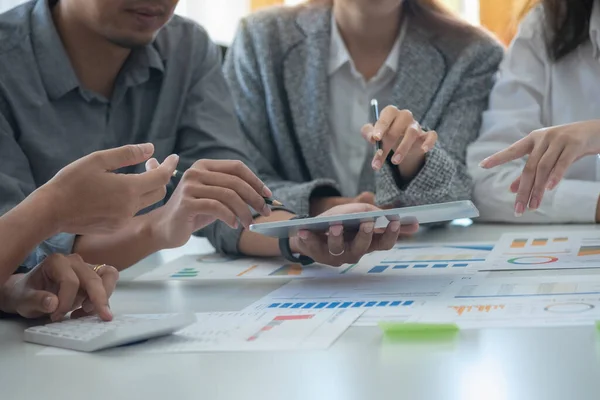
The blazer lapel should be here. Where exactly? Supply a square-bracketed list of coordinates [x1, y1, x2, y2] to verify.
[283, 6, 338, 182]
[389, 20, 447, 127]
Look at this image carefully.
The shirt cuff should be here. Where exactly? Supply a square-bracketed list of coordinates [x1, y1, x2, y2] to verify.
[551, 180, 600, 223]
[20, 233, 76, 270]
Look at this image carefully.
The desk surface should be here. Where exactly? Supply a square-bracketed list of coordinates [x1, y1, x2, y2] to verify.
[3, 223, 600, 400]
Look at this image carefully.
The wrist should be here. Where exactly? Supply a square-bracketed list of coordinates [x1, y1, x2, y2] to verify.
[18, 187, 62, 237]
[0, 275, 21, 314]
[136, 210, 169, 251]
[397, 153, 426, 182]
[289, 236, 302, 254]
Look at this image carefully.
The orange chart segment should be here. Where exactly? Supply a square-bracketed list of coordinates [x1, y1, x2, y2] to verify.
[450, 304, 506, 317]
[578, 246, 600, 257]
[510, 239, 527, 248]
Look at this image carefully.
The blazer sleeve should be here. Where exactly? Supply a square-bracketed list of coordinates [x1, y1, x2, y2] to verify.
[376, 39, 504, 208]
[223, 18, 341, 217]
[467, 9, 600, 223]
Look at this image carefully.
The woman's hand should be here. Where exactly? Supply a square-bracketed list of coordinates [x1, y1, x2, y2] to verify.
[290, 203, 419, 267]
[479, 120, 600, 216]
[362, 106, 437, 180]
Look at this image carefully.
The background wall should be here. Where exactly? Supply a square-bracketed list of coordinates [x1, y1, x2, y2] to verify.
[0, 0, 524, 46]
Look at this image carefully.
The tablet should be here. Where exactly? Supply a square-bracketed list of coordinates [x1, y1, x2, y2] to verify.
[249, 200, 479, 238]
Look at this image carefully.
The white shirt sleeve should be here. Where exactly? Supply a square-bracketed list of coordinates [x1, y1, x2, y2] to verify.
[467, 8, 600, 223]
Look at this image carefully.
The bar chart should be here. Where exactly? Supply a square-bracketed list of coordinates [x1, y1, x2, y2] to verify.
[266, 300, 415, 310]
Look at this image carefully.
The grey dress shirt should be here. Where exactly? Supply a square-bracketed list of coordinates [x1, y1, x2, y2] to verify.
[0, 0, 252, 266]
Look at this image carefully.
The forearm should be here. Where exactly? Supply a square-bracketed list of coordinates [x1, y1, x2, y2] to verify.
[238, 210, 295, 257]
[73, 212, 163, 271]
[0, 191, 57, 285]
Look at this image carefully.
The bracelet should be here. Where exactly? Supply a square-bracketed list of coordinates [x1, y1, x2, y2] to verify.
[278, 215, 315, 266]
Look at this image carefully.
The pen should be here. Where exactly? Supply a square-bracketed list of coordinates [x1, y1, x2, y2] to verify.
[172, 169, 283, 207]
[370, 99, 381, 152]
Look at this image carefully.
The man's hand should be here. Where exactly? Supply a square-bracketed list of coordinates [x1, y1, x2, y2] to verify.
[0, 254, 118, 321]
[310, 192, 376, 216]
[290, 203, 419, 267]
[147, 159, 272, 249]
[37, 143, 178, 235]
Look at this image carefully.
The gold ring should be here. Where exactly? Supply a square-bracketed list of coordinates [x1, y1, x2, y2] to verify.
[93, 264, 107, 273]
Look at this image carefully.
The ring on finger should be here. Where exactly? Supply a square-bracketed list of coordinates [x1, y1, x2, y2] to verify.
[92, 264, 107, 274]
[329, 247, 345, 257]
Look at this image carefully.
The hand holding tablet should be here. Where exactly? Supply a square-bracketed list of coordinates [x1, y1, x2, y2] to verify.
[250, 201, 479, 238]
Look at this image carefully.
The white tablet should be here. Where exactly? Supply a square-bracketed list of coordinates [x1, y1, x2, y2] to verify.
[249, 200, 479, 238]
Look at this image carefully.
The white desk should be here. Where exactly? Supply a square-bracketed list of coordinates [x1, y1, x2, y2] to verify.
[3, 223, 600, 400]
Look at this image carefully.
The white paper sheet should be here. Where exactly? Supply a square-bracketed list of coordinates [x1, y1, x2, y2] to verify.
[485, 232, 600, 270]
[243, 275, 476, 326]
[135, 254, 343, 281]
[38, 309, 362, 355]
[343, 242, 493, 276]
[405, 274, 600, 328]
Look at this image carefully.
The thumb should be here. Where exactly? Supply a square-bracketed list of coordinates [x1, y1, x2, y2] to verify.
[145, 157, 160, 172]
[95, 143, 155, 171]
[16, 290, 59, 318]
[355, 192, 376, 205]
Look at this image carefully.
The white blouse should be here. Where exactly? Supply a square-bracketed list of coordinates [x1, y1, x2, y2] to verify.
[328, 17, 406, 197]
[467, 5, 600, 223]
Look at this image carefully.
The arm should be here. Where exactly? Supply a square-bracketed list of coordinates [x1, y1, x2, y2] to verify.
[376, 40, 504, 207]
[223, 18, 341, 218]
[0, 190, 59, 285]
[0, 98, 76, 272]
[467, 9, 600, 223]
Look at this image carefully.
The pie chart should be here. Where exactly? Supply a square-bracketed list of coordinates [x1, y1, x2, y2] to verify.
[507, 256, 559, 265]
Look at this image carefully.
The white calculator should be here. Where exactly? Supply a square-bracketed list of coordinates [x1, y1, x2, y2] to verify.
[24, 313, 196, 352]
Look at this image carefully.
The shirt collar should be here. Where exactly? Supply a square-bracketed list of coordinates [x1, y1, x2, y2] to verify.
[328, 14, 405, 77]
[30, 0, 165, 100]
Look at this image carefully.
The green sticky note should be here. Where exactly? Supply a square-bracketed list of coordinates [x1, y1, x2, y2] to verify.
[379, 322, 460, 341]
[379, 322, 459, 336]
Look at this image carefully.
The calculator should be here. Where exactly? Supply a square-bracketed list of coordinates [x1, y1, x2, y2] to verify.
[24, 313, 195, 352]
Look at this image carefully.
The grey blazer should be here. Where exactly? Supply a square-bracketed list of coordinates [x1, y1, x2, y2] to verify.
[222, 4, 503, 249]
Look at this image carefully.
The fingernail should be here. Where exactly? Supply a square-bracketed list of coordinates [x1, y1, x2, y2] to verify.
[263, 185, 273, 197]
[546, 179, 556, 190]
[479, 158, 489, 168]
[104, 306, 113, 319]
[372, 160, 383, 170]
[298, 230, 309, 240]
[363, 223, 374, 233]
[514, 202, 525, 217]
[373, 130, 382, 141]
[140, 143, 154, 155]
[421, 145, 429, 153]
[83, 303, 94, 313]
[262, 204, 272, 216]
[330, 225, 343, 237]
[43, 296, 53, 311]
[529, 198, 539, 210]
[390, 221, 401, 232]
[392, 154, 402, 164]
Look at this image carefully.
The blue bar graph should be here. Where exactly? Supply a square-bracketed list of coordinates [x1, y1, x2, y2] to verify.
[453, 264, 469, 268]
[266, 300, 415, 310]
[368, 265, 389, 273]
[414, 264, 429, 268]
[433, 264, 448, 268]
[393, 265, 409, 269]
